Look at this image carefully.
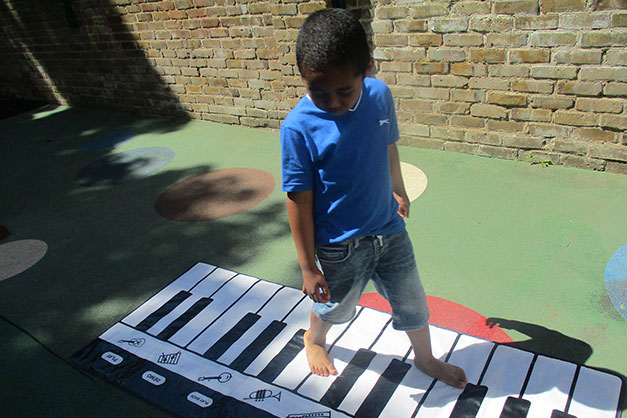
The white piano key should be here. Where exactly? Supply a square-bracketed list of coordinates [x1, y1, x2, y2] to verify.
[567, 366, 623, 418]
[217, 290, 310, 365]
[191, 267, 239, 295]
[168, 274, 258, 347]
[415, 334, 494, 418]
[122, 263, 215, 326]
[475, 344, 535, 418]
[337, 322, 411, 415]
[378, 325, 460, 418]
[523, 355, 577, 418]
[186, 280, 282, 354]
[297, 308, 391, 401]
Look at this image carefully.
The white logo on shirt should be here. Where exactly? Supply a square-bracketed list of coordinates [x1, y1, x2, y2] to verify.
[379, 119, 390, 126]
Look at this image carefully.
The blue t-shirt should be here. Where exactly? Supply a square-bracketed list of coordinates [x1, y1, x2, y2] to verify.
[281, 77, 405, 245]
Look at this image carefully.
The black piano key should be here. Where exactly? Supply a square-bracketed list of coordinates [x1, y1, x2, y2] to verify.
[354, 358, 412, 418]
[551, 411, 577, 418]
[230, 319, 287, 373]
[155, 297, 212, 341]
[319, 348, 377, 410]
[500, 396, 531, 418]
[449, 383, 488, 418]
[257, 329, 306, 383]
[203, 312, 261, 360]
[135, 290, 191, 332]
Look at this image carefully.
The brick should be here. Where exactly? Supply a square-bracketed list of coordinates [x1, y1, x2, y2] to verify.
[529, 31, 577, 47]
[445, 141, 481, 154]
[414, 62, 448, 74]
[270, 4, 297, 16]
[374, 34, 408, 47]
[403, 136, 445, 150]
[452, 89, 480, 102]
[372, 21, 394, 33]
[511, 108, 553, 122]
[556, 80, 603, 96]
[487, 92, 527, 107]
[580, 67, 627, 82]
[554, 49, 602, 65]
[488, 65, 529, 77]
[494, 0, 539, 15]
[385, 48, 427, 62]
[410, 3, 449, 18]
[559, 13, 611, 29]
[397, 74, 431, 86]
[399, 123, 430, 137]
[432, 126, 467, 141]
[531, 95, 574, 109]
[470, 48, 507, 63]
[380, 61, 413, 73]
[437, 102, 471, 114]
[430, 18, 469, 33]
[415, 113, 448, 125]
[451, 1, 491, 15]
[376, 6, 409, 19]
[431, 75, 469, 87]
[451, 115, 485, 128]
[394, 20, 428, 33]
[601, 115, 627, 130]
[503, 135, 546, 149]
[613, 13, 627, 27]
[399, 99, 434, 113]
[487, 120, 526, 132]
[479, 145, 519, 159]
[509, 49, 551, 63]
[298, 2, 326, 15]
[471, 16, 515, 32]
[604, 82, 627, 96]
[512, 79, 555, 94]
[408, 34, 443, 47]
[606, 49, 627, 66]
[466, 131, 502, 145]
[573, 127, 618, 142]
[554, 110, 599, 127]
[528, 123, 572, 137]
[444, 34, 484, 46]
[605, 161, 627, 174]
[542, 0, 586, 12]
[471, 103, 508, 119]
[531, 66, 578, 80]
[428, 48, 467, 62]
[486, 33, 527, 47]
[581, 31, 627, 47]
[451, 62, 487, 77]
[515, 15, 559, 30]
[415, 87, 450, 100]
[589, 143, 627, 162]
[576, 98, 623, 113]
[554, 137, 589, 154]
[469, 77, 510, 91]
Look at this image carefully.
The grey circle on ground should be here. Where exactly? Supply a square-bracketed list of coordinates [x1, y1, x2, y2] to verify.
[0, 239, 48, 282]
[155, 168, 276, 221]
[75, 147, 175, 187]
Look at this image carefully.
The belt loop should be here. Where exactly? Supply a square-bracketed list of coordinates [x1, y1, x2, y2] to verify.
[377, 235, 384, 246]
[354, 237, 360, 249]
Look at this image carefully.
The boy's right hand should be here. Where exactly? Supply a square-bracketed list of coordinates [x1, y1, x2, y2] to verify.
[302, 269, 331, 303]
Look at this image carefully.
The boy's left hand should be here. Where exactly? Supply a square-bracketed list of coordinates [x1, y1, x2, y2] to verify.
[394, 192, 410, 218]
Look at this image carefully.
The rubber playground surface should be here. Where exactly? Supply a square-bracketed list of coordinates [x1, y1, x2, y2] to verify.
[1, 105, 625, 417]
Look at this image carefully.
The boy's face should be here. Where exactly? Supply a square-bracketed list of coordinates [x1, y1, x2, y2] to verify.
[301, 65, 366, 116]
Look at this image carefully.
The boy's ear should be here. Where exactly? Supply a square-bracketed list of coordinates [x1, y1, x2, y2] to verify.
[365, 59, 375, 77]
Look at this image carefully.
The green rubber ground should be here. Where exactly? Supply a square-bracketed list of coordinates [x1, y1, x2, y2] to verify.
[1, 105, 625, 417]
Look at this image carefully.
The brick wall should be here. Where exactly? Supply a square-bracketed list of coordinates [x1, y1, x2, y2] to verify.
[1, 0, 625, 173]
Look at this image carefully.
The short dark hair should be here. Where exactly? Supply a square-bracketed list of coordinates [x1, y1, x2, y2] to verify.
[296, 8, 370, 77]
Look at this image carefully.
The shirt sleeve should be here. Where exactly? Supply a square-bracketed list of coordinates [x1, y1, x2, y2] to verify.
[386, 85, 400, 145]
[280, 125, 313, 192]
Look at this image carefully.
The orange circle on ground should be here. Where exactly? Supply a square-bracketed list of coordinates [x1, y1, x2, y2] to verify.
[155, 168, 275, 221]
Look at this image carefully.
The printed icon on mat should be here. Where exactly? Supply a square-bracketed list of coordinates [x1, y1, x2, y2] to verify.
[101, 351, 123, 365]
[142, 371, 166, 386]
[157, 350, 181, 365]
[118, 338, 145, 347]
[198, 372, 232, 383]
[244, 389, 281, 402]
[286, 412, 331, 418]
[187, 392, 213, 408]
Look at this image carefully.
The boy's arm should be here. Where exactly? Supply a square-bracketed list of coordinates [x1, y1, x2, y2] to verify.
[389, 143, 410, 218]
[286, 190, 331, 303]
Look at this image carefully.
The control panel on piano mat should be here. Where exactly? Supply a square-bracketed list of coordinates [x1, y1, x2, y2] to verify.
[72, 263, 623, 418]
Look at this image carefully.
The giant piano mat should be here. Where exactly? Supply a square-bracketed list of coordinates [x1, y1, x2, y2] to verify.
[72, 264, 624, 418]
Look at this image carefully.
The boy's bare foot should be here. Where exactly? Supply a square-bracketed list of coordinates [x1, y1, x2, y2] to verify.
[304, 329, 338, 376]
[414, 356, 468, 389]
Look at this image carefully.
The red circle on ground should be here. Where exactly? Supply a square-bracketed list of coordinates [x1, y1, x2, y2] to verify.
[359, 292, 513, 343]
[155, 168, 275, 221]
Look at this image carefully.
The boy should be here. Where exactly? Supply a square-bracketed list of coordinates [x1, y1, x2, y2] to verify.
[280, 8, 467, 389]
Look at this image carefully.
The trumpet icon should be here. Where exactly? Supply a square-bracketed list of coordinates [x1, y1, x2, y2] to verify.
[244, 389, 281, 402]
